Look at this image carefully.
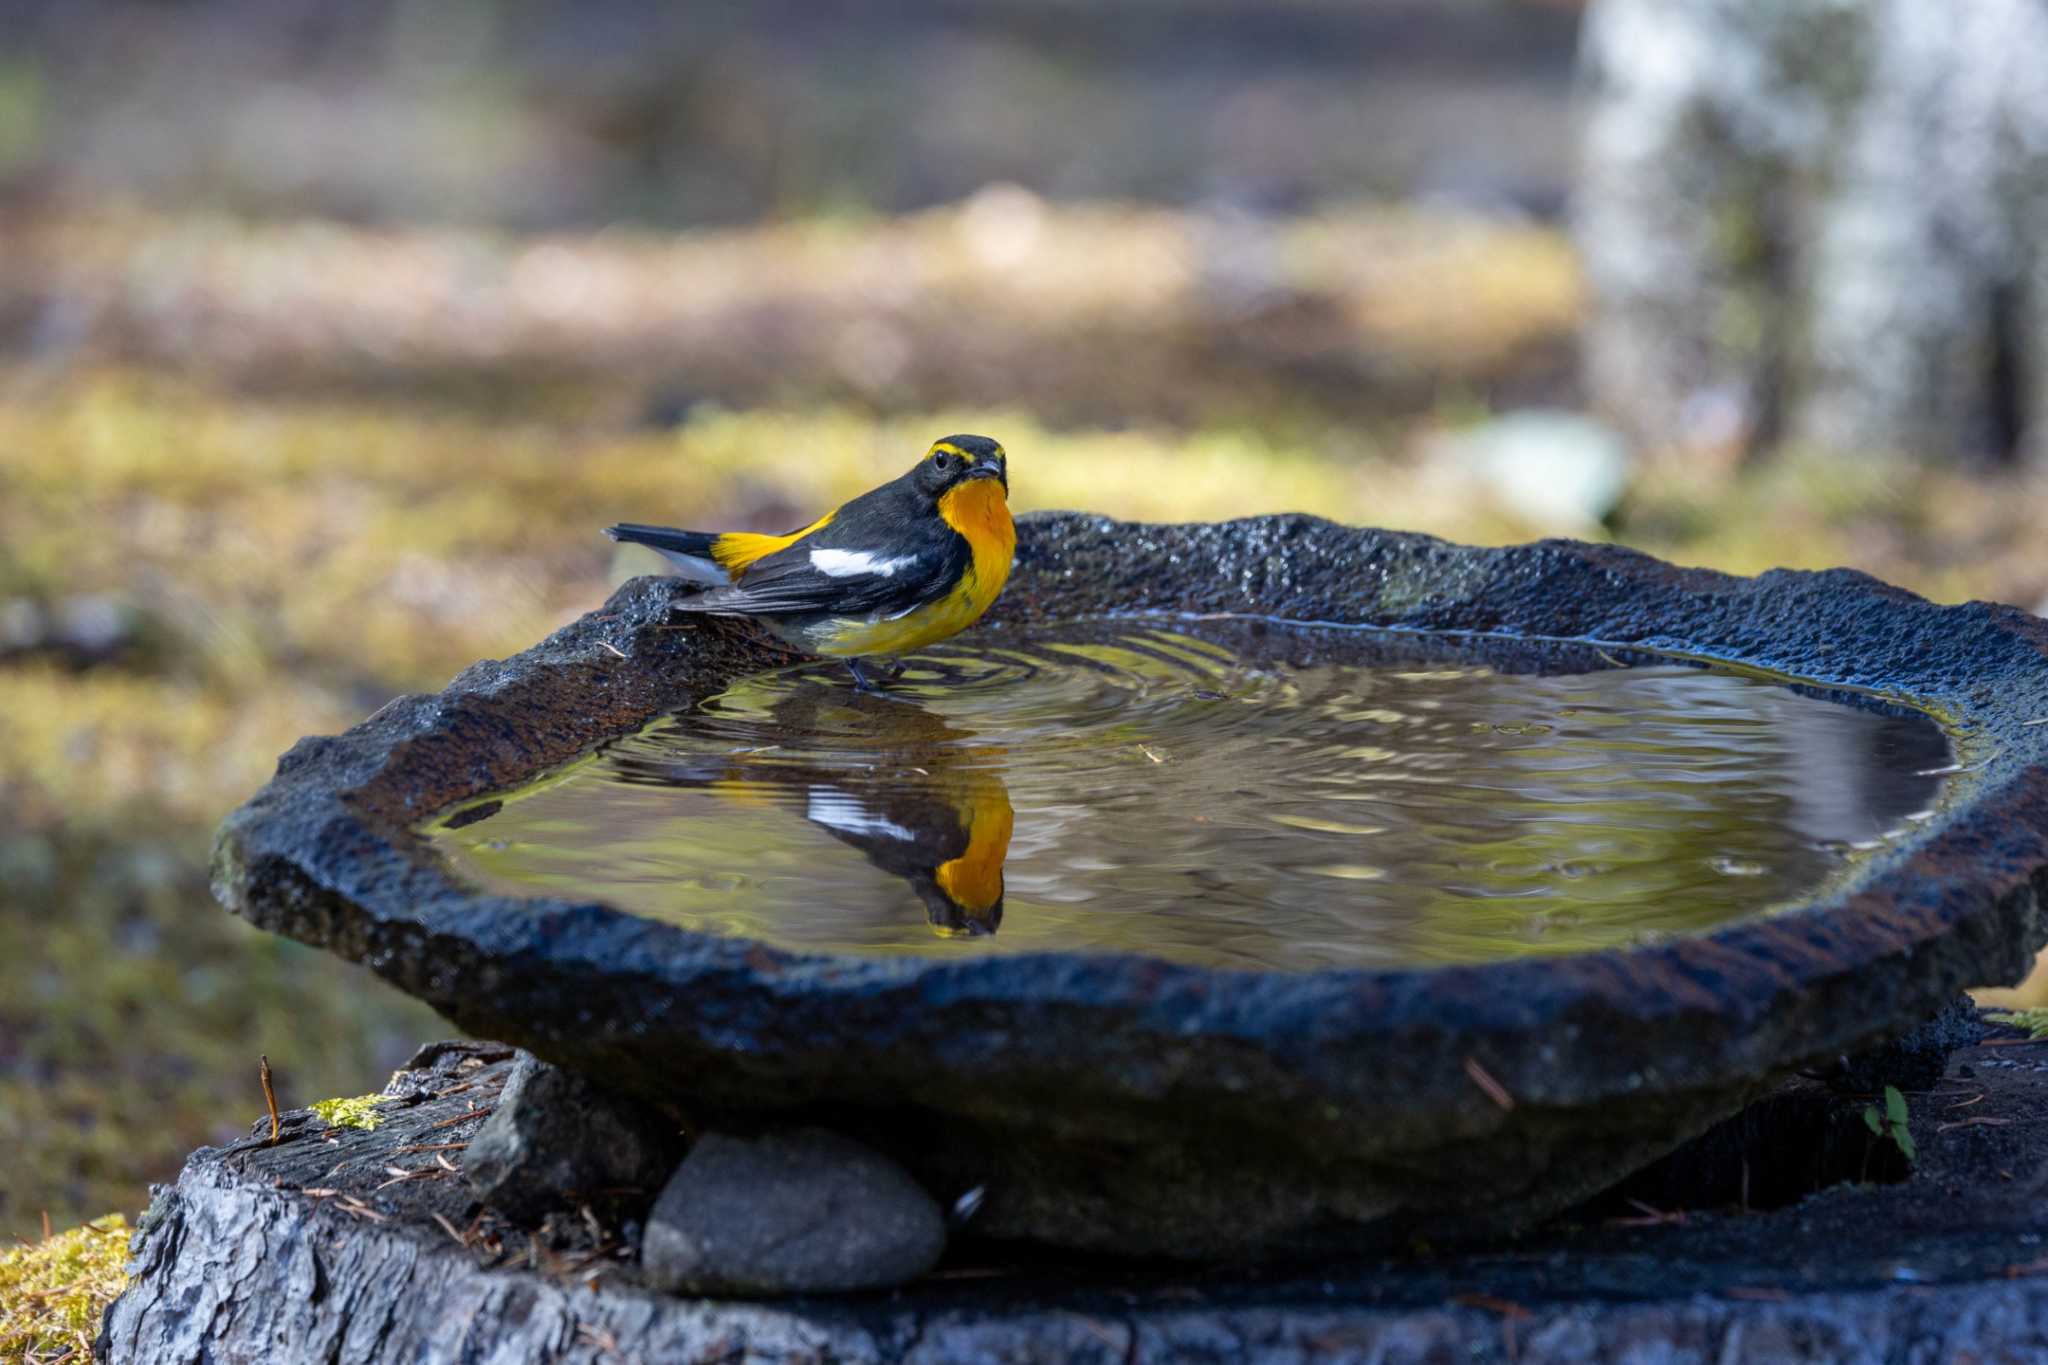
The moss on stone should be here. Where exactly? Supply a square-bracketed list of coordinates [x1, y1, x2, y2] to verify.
[309, 1094, 391, 1131]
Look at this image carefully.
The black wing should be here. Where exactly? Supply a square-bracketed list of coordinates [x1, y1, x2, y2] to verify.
[675, 523, 968, 620]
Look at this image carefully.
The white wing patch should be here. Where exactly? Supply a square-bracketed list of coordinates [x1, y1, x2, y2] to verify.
[807, 788, 916, 841]
[810, 547, 915, 578]
[654, 551, 729, 587]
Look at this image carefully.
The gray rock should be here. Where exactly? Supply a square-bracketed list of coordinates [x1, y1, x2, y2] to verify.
[0, 592, 151, 666]
[463, 1052, 684, 1224]
[644, 1129, 945, 1295]
[1826, 994, 1988, 1095]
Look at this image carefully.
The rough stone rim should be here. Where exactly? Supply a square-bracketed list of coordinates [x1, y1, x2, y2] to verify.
[212, 512, 2048, 1164]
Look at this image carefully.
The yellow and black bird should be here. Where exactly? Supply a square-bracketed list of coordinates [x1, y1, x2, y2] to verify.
[606, 435, 1015, 689]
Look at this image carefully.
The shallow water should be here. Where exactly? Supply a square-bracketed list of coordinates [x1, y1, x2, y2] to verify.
[427, 623, 1952, 971]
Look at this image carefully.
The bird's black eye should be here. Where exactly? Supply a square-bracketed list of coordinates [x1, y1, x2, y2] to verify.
[932, 451, 953, 471]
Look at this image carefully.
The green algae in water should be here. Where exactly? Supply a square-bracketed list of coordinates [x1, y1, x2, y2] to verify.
[426, 624, 1952, 972]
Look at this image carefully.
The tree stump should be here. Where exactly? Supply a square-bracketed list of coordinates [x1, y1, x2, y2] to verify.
[1578, 0, 2048, 463]
[99, 1024, 2048, 1363]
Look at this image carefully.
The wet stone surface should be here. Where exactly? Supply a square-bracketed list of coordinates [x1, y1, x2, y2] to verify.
[99, 1023, 2048, 1364]
[209, 513, 2048, 1256]
[1823, 994, 1989, 1095]
[462, 1052, 686, 1226]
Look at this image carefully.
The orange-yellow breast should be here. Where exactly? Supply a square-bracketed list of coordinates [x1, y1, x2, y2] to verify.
[819, 480, 1015, 657]
[937, 477, 1016, 611]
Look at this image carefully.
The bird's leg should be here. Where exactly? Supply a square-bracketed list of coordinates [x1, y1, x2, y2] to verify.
[845, 657, 883, 692]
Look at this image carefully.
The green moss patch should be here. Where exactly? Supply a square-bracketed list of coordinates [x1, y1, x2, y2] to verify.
[309, 1094, 391, 1131]
[1987, 1008, 2048, 1040]
[0, 1213, 129, 1362]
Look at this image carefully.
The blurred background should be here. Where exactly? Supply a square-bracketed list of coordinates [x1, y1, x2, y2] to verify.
[5, 0, 2048, 1245]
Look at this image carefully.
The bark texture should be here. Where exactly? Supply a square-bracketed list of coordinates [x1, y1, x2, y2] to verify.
[99, 1029, 2048, 1364]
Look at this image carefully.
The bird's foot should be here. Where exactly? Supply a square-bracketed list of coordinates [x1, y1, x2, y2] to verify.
[844, 658, 911, 691]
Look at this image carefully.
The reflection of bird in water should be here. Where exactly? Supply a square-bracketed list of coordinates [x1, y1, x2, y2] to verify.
[612, 683, 1012, 937]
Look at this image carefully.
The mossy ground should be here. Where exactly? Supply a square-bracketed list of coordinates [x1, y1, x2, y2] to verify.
[4, 197, 2045, 1268]
[0, 1214, 128, 1362]
[1987, 1009, 2048, 1039]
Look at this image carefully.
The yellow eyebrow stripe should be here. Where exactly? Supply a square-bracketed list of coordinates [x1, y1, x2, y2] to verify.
[930, 441, 1005, 461]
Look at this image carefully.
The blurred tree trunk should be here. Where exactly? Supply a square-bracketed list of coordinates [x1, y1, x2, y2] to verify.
[1576, 0, 2048, 464]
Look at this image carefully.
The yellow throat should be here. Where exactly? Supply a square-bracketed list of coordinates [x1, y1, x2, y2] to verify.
[937, 477, 1016, 610]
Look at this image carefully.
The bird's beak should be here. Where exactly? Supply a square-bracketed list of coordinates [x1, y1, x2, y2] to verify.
[966, 462, 1005, 482]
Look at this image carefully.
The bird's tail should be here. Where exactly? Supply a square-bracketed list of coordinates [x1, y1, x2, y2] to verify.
[604, 523, 728, 586]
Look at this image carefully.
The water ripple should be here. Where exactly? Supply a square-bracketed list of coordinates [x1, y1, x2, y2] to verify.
[429, 621, 1953, 971]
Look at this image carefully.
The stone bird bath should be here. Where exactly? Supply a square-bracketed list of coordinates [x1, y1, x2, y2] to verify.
[209, 513, 2048, 1258]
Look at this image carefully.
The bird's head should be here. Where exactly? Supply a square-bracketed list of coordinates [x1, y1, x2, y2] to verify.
[914, 434, 1008, 499]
